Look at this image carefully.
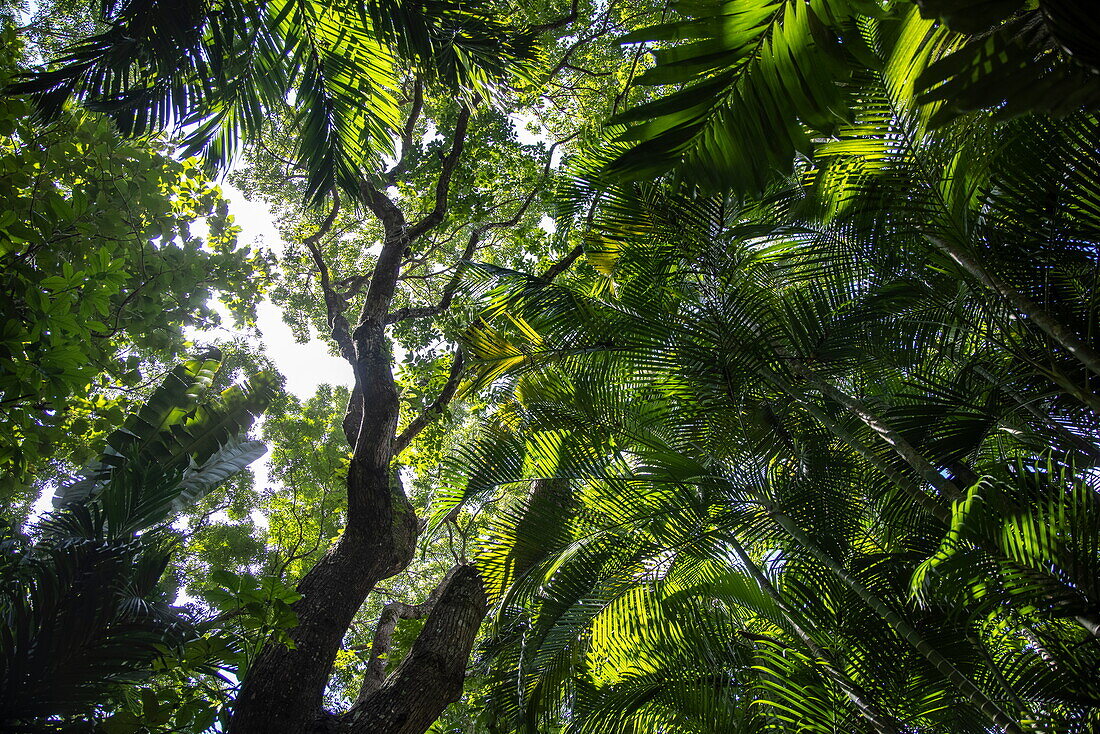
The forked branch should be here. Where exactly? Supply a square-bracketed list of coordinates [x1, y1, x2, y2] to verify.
[353, 575, 449, 702]
[387, 134, 575, 326]
[384, 76, 425, 185]
[407, 106, 474, 241]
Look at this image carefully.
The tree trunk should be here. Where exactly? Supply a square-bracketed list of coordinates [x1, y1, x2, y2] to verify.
[227, 106, 580, 732]
[331, 564, 489, 733]
[758, 366, 951, 524]
[788, 362, 964, 501]
[231, 522, 413, 732]
[230, 207, 421, 734]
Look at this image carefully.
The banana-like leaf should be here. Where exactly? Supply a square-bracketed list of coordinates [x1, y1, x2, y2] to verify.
[53, 357, 275, 524]
[53, 352, 223, 507]
[173, 436, 268, 511]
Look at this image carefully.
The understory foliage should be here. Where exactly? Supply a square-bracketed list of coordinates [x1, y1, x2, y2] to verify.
[0, 351, 284, 732]
[5, 0, 1100, 732]
[0, 17, 270, 510]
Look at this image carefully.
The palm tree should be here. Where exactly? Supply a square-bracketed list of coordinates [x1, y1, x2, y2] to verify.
[605, 0, 1100, 392]
[17, 2, 1100, 732]
[603, 0, 1100, 193]
[443, 76, 1100, 728]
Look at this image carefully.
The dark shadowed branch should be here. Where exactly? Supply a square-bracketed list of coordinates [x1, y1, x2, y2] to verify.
[407, 106, 474, 241]
[301, 191, 356, 363]
[332, 564, 488, 734]
[384, 77, 425, 186]
[351, 574, 449, 703]
[530, 0, 580, 34]
[387, 133, 576, 326]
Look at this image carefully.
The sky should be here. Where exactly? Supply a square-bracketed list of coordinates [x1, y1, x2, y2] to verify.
[192, 186, 356, 528]
[212, 184, 356, 398]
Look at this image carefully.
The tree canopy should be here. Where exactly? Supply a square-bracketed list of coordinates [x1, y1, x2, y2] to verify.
[3, 0, 1100, 733]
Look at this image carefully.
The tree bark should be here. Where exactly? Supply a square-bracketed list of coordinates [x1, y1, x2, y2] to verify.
[353, 571, 451, 703]
[332, 564, 488, 734]
[229, 108, 578, 733]
[231, 523, 414, 731]
[230, 186, 423, 734]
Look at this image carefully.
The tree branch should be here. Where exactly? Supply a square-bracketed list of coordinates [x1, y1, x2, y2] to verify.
[384, 77, 425, 186]
[544, 21, 616, 82]
[389, 238, 585, 454]
[353, 106, 473, 331]
[335, 273, 372, 302]
[540, 244, 583, 281]
[383, 135, 584, 454]
[530, 0, 579, 34]
[386, 133, 576, 326]
[352, 574, 449, 702]
[385, 231, 479, 325]
[301, 191, 356, 363]
[393, 353, 464, 455]
[355, 184, 410, 328]
[336, 564, 488, 734]
[407, 106, 473, 241]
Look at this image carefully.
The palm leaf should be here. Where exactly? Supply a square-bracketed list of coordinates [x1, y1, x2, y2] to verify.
[606, 0, 880, 193]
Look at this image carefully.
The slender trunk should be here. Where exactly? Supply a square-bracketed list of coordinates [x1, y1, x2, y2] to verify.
[723, 534, 904, 734]
[970, 634, 1035, 719]
[788, 362, 963, 501]
[1019, 626, 1059, 671]
[927, 235, 1100, 382]
[772, 366, 1100, 637]
[771, 512, 1025, 734]
[354, 604, 427, 704]
[759, 367, 951, 524]
[1041, 362, 1100, 414]
[971, 364, 1100, 460]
